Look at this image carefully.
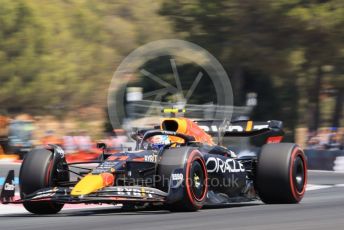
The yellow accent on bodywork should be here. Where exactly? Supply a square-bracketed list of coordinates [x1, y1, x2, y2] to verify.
[71, 174, 104, 196]
[141, 187, 146, 197]
[162, 108, 186, 114]
[246, 121, 253, 132]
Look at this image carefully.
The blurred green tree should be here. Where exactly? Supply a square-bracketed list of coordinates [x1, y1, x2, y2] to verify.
[0, 0, 173, 118]
[160, 0, 344, 135]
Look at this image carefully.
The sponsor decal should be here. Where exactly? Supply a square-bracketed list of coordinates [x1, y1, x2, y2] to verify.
[199, 124, 269, 133]
[107, 156, 118, 161]
[171, 173, 184, 181]
[32, 188, 58, 199]
[144, 155, 157, 162]
[4, 181, 15, 191]
[170, 169, 184, 188]
[93, 161, 120, 174]
[114, 187, 154, 198]
[266, 136, 283, 143]
[32, 193, 55, 199]
[206, 157, 245, 173]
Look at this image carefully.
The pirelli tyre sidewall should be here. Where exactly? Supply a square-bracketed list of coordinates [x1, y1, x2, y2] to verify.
[256, 143, 307, 204]
[184, 150, 208, 209]
[20, 148, 68, 214]
[158, 147, 208, 211]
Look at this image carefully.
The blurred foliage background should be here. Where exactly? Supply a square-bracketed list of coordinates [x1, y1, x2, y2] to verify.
[0, 0, 343, 139]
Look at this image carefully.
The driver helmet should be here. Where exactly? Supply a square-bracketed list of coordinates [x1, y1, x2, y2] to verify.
[149, 135, 170, 150]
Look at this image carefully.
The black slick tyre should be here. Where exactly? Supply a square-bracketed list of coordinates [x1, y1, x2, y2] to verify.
[20, 149, 66, 214]
[256, 143, 307, 204]
[169, 150, 208, 211]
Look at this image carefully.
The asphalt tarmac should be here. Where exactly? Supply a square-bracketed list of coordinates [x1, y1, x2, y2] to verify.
[0, 165, 344, 230]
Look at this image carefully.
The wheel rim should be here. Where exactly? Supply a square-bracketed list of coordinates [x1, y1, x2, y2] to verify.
[190, 161, 206, 200]
[293, 156, 305, 193]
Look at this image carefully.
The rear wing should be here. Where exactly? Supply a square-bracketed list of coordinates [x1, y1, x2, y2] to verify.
[195, 119, 284, 146]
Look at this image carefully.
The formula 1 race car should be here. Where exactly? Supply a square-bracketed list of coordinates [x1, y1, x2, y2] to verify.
[0, 115, 307, 214]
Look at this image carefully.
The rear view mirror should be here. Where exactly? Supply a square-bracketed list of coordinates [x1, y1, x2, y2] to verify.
[97, 142, 107, 150]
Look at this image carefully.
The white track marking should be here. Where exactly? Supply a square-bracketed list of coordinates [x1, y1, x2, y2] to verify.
[306, 184, 333, 191]
[0, 185, 341, 215]
[0, 193, 119, 215]
[306, 184, 344, 191]
[308, 170, 344, 174]
[0, 161, 21, 165]
[334, 184, 344, 187]
[333, 157, 344, 172]
[0, 203, 121, 215]
[0, 205, 28, 215]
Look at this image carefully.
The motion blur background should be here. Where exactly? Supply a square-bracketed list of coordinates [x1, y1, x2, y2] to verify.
[0, 0, 343, 160]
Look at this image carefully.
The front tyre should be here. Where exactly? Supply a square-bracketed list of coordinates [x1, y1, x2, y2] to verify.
[256, 143, 307, 204]
[171, 150, 208, 211]
[20, 148, 68, 214]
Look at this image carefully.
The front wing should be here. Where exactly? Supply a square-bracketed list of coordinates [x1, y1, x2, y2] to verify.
[2, 186, 168, 204]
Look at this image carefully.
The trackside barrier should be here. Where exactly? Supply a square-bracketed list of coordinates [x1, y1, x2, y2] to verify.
[305, 150, 344, 171]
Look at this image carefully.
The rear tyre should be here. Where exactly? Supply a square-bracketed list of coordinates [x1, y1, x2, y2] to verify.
[256, 143, 307, 204]
[20, 148, 68, 214]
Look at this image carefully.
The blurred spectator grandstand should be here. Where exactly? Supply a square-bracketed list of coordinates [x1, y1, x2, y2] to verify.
[307, 128, 344, 150]
[40, 130, 62, 146]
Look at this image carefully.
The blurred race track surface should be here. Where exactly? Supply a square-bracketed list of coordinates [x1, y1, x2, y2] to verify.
[1, 165, 344, 230]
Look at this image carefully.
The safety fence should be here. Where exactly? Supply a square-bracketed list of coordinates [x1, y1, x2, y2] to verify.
[305, 150, 344, 171]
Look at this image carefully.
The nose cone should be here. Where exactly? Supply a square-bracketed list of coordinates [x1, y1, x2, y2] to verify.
[71, 173, 114, 196]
